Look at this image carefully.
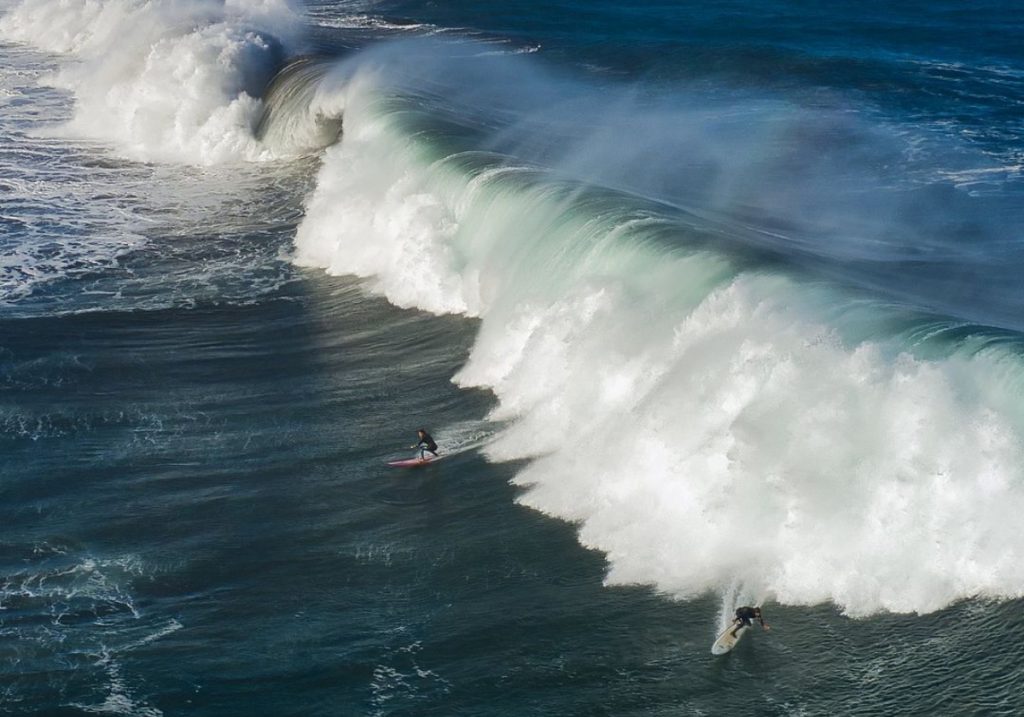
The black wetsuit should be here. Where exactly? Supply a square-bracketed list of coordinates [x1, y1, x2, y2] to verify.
[417, 432, 438, 458]
[735, 606, 762, 628]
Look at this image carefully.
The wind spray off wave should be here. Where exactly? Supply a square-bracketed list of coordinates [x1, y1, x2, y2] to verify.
[292, 40, 1024, 618]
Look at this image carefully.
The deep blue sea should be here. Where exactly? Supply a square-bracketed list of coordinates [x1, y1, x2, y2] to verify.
[2, 1, 1024, 714]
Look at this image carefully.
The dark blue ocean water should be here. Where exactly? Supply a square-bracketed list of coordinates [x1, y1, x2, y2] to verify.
[2, 1, 1024, 714]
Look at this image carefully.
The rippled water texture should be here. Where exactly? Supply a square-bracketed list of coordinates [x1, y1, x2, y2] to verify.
[2, 0, 1024, 714]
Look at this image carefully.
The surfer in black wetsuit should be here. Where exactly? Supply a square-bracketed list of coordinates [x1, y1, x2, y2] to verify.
[731, 606, 770, 637]
[412, 428, 438, 460]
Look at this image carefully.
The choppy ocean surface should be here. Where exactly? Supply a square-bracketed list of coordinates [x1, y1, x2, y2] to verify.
[2, 0, 1024, 714]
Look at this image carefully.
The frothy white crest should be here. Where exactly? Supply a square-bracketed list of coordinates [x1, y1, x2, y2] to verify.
[294, 70, 474, 315]
[469, 273, 1024, 617]
[0, 0, 301, 164]
[292, 61, 1024, 617]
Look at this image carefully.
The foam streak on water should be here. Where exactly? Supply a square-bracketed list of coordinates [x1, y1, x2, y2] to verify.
[0, 42, 146, 308]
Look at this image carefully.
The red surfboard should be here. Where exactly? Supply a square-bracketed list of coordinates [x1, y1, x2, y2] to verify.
[386, 456, 440, 468]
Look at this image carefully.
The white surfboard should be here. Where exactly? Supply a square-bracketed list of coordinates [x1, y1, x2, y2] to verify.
[711, 622, 749, 655]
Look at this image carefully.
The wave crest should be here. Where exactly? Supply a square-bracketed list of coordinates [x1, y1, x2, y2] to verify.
[292, 48, 1024, 616]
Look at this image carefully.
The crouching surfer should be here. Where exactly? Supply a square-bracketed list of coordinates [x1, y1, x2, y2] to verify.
[731, 606, 770, 637]
[411, 428, 439, 461]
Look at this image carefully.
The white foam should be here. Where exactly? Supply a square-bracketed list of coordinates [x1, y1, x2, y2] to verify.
[3, 548, 177, 714]
[473, 273, 1024, 617]
[0, 0, 302, 164]
[308, 12, 438, 34]
[293, 70, 474, 315]
[292, 68, 1024, 617]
